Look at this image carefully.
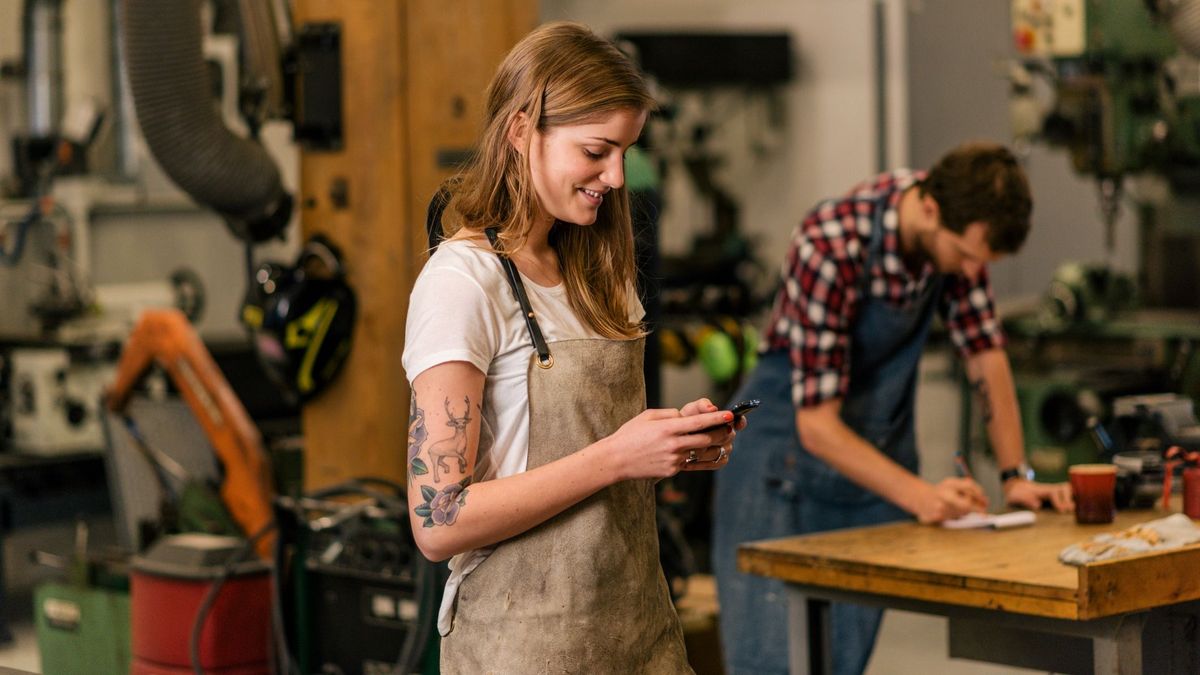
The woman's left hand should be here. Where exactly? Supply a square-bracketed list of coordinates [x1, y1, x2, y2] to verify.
[678, 398, 740, 470]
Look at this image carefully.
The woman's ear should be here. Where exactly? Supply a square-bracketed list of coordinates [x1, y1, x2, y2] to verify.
[507, 111, 530, 155]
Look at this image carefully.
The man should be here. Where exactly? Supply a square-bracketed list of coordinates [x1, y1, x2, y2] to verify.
[712, 142, 1073, 675]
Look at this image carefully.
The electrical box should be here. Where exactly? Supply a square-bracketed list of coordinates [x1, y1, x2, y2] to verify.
[1012, 0, 1086, 57]
[9, 348, 112, 456]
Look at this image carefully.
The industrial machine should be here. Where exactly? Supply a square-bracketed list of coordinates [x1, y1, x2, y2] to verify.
[105, 308, 275, 558]
[1011, 0, 1200, 249]
[32, 522, 132, 675]
[273, 479, 442, 675]
[975, 1, 1200, 481]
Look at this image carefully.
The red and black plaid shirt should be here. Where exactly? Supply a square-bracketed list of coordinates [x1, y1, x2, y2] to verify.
[762, 169, 1005, 409]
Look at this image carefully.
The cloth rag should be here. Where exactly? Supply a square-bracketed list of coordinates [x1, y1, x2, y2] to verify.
[1059, 513, 1200, 565]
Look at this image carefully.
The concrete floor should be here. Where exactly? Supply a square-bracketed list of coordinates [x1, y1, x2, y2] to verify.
[0, 349, 1043, 674]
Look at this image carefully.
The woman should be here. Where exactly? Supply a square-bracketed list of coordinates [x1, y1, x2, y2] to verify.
[402, 21, 737, 673]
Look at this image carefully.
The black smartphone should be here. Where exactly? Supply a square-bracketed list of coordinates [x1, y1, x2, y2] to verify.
[728, 399, 761, 420]
[703, 399, 761, 432]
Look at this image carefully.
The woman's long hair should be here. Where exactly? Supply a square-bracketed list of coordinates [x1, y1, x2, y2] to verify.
[439, 21, 654, 340]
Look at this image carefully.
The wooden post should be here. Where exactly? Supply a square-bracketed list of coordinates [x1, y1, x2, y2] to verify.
[292, 1, 536, 489]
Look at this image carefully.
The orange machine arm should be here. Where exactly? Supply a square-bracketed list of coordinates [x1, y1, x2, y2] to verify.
[107, 308, 275, 558]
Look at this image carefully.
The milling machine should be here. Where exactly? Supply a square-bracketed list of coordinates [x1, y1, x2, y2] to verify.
[961, 1, 1200, 481]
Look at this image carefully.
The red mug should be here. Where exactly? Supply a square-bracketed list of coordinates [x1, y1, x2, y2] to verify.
[1069, 464, 1117, 524]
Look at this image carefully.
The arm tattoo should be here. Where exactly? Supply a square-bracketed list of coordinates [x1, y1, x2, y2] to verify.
[427, 396, 472, 483]
[414, 477, 472, 528]
[971, 378, 993, 426]
[407, 394, 429, 483]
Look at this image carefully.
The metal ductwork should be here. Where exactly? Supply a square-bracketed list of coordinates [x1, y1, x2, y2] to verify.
[121, 0, 291, 242]
[23, 0, 64, 138]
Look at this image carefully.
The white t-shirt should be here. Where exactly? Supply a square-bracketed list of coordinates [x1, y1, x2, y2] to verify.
[401, 237, 644, 635]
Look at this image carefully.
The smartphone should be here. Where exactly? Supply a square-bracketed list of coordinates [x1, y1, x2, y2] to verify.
[728, 399, 761, 420]
[703, 399, 761, 432]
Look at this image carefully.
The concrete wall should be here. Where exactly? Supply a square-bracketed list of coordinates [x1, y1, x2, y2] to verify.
[905, 0, 1138, 302]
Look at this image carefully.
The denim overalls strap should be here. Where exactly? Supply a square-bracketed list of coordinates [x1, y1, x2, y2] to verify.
[713, 185, 946, 675]
[776, 192, 943, 504]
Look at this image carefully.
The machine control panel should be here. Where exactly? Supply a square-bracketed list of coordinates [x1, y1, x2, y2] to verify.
[1013, 0, 1085, 57]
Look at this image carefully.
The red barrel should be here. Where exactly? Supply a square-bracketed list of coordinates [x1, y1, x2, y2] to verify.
[130, 534, 271, 674]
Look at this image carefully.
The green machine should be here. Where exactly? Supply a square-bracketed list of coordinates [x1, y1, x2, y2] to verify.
[990, 2, 1200, 477]
[1012, 0, 1200, 245]
[963, 261, 1200, 481]
[35, 582, 130, 675]
[31, 527, 131, 675]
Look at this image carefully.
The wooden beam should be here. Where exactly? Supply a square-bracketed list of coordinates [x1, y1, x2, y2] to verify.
[293, 1, 535, 490]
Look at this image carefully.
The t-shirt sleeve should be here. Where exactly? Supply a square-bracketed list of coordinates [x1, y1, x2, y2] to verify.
[402, 263, 501, 383]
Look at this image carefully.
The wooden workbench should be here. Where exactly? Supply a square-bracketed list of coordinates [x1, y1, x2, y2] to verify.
[739, 507, 1200, 674]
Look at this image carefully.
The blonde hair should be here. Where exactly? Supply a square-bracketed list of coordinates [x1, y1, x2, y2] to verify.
[439, 21, 654, 340]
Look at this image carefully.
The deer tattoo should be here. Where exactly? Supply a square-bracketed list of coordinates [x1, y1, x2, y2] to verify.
[427, 396, 472, 482]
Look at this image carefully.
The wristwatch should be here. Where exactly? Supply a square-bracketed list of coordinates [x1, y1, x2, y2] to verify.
[999, 462, 1035, 484]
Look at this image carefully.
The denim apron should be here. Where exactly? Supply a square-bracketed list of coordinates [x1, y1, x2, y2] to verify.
[712, 196, 942, 675]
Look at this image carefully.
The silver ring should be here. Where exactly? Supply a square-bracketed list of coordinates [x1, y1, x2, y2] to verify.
[687, 450, 698, 464]
[716, 448, 728, 462]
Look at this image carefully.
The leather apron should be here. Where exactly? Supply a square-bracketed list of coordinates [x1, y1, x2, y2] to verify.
[440, 336, 691, 674]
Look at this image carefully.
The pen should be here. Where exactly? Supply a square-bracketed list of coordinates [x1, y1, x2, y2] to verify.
[954, 451, 972, 479]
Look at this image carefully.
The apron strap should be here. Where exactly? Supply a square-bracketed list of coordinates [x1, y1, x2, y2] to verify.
[485, 227, 554, 369]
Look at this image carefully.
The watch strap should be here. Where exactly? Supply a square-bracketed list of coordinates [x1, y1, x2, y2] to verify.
[999, 464, 1034, 483]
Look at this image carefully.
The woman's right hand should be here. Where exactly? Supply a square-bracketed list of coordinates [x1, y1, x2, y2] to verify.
[911, 477, 989, 524]
[600, 408, 734, 481]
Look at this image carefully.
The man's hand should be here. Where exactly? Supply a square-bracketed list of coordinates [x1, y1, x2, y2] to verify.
[912, 477, 989, 524]
[1003, 479, 1073, 512]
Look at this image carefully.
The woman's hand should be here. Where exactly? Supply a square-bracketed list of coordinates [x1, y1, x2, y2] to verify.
[600, 406, 734, 481]
[677, 397, 740, 471]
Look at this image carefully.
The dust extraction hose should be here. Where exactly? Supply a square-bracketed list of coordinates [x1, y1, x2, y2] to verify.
[122, 0, 291, 242]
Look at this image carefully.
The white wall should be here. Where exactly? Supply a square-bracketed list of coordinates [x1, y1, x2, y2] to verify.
[545, 0, 906, 267]
[543, 0, 908, 405]
[905, 0, 1138, 303]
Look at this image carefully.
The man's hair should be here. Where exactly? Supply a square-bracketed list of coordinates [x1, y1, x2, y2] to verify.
[918, 141, 1032, 253]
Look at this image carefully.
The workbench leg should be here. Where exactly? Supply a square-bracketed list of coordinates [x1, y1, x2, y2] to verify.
[0, 526, 10, 645]
[787, 588, 832, 675]
[1092, 613, 1146, 675]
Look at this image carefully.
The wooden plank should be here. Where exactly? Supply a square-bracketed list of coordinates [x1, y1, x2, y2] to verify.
[738, 549, 1080, 619]
[1079, 544, 1200, 619]
[293, 1, 534, 489]
[738, 507, 1200, 620]
[293, 1, 412, 489]
[403, 0, 537, 265]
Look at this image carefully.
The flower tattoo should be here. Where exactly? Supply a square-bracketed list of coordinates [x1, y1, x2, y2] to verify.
[414, 477, 471, 527]
[408, 398, 429, 481]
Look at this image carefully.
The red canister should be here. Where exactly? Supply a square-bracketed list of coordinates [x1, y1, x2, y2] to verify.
[130, 534, 271, 674]
[1184, 467, 1200, 519]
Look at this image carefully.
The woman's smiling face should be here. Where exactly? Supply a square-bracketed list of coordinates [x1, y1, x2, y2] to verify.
[524, 107, 648, 226]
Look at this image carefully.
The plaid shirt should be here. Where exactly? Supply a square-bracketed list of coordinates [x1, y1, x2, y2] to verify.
[762, 169, 1006, 409]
